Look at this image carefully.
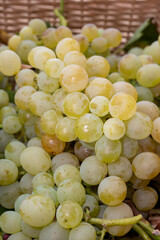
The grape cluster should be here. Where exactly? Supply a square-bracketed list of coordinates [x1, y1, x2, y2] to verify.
[0, 19, 160, 240]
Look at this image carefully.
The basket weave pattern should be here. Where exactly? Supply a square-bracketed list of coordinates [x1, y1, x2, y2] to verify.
[0, 0, 160, 42]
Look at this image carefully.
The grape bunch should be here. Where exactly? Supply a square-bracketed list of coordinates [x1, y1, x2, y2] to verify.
[0, 18, 160, 240]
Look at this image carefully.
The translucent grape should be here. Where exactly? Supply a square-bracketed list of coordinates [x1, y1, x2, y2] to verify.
[137, 101, 159, 121]
[41, 28, 57, 49]
[27, 137, 42, 148]
[0, 89, 9, 108]
[0, 105, 16, 122]
[102, 28, 122, 48]
[0, 130, 15, 153]
[21, 220, 41, 239]
[41, 134, 66, 155]
[45, 58, 65, 78]
[144, 41, 160, 64]
[84, 46, 96, 58]
[74, 141, 94, 162]
[139, 54, 154, 65]
[15, 69, 36, 87]
[0, 211, 21, 234]
[16, 40, 37, 63]
[103, 118, 126, 140]
[151, 117, 160, 143]
[51, 88, 68, 112]
[69, 222, 96, 240]
[20, 26, 34, 40]
[2, 115, 22, 134]
[8, 232, 32, 240]
[91, 37, 109, 53]
[74, 33, 89, 53]
[150, 83, 160, 98]
[37, 71, 59, 93]
[63, 50, 87, 68]
[135, 85, 154, 102]
[14, 194, 31, 212]
[54, 26, 72, 42]
[113, 81, 138, 101]
[0, 159, 18, 185]
[121, 136, 138, 159]
[18, 109, 37, 126]
[128, 47, 143, 56]
[108, 72, 125, 83]
[86, 56, 110, 78]
[89, 96, 109, 117]
[8, 35, 21, 51]
[130, 174, 150, 190]
[106, 54, 120, 73]
[82, 194, 100, 217]
[29, 18, 47, 35]
[32, 172, 54, 188]
[14, 86, 36, 110]
[137, 64, 160, 87]
[20, 173, 34, 194]
[79, 140, 96, 150]
[81, 24, 99, 42]
[56, 38, 80, 60]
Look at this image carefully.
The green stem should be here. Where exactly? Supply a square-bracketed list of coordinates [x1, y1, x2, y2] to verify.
[99, 228, 107, 240]
[138, 221, 160, 240]
[132, 224, 151, 240]
[60, 0, 64, 14]
[0, 124, 2, 129]
[54, 9, 67, 26]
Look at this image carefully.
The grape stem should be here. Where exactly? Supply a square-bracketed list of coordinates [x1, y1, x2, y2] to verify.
[99, 227, 107, 240]
[138, 221, 160, 240]
[0, 124, 2, 129]
[54, 0, 67, 26]
[132, 224, 152, 240]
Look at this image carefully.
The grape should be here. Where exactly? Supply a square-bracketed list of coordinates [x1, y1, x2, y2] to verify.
[85, 77, 113, 100]
[136, 101, 159, 120]
[56, 201, 83, 229]
[28, 91, 52, 116]
[2, 115, 22, 134]
[97, 205, 107, 219]
[51, 152, 79, 173]
[81, 24, 99, 42]
[19, 194, 55, 227]
[86, 56, 110, 78]
[118, 54, 141, 79]
[41, 28, 57, 49]
[138, 136, 156, 153]
[137, 63, 160, 87]
[84, 47, 96, 58]
[0, 89, 9, 108]
[89, 96, 109, 117]
[27, 137, 42, 148]
[20, 173, 34, 194]
[102, 28, 122, 48]
[56, 38, 80, 60]
[57, 179, 85, 205]
[41, 134, 66, 155]
[0, 105, 17, 123]
[15, 69, 36, 87]
[8, 35, 21, 51]
[24, 125, 36, 139]
[29, 18, 47, 35]
[125, 112, 153, 140]
[80, 155, 107, 185]
[135, 85, 154, 102]
[91, 37, 109, 53]
[69, 222, 96, 240]
[74, 113, 103, 142]
[98, 176, 127, 206]
[0, 159, 18, 185]
[95, 135, 122, 164]
[74, 33, 89, 53]
[45, 58, 65, 78]
[39, 221, 69, 240]
[20, 26, 34, 40]
[151, 117, 160, 143]
[103, 203, 133, 236]
[0, 45, 9, 52]
[103, 118, 126, 140]
[108, 72, 125, 83]
[54, 25, 72, 42]
[0, 50, 21, 76]
[18, 109, 37, 126]
[14, 86, 36, 110]
[132, 152, 160, 179]
[37, 71, 59, 93]
[79, 140, 96, 150]
[113, 81, 138, 101]
[16, 40, 37, 63]
[144, 41, 160, 64]
[0, 211, 21, 234]
[59, 64, 88, 92]
[51, 88, 68, 112]
[21, 220, 41, 238]
[5, 141, 26, 167]
[8, 232, 32, 240]
[62, 92, 89, 119]
[63, 51, 86, 68]
[20, 146, 51, 175]
[32, 172, 54, 188]
[0, 181, 22, 209]
[82, 194, 100, 217]
[32, 185, 59, 207]
[108, 156, 132, 182]
[106, 54, 120, 73]
[150, 83, 160, 98]
[139, 54, 154, 65]
[74, 141, 94, 162]
[0, 130, 15, 153]
[132, 187, 158, 211]
[128, 47, 143, 56]
[14, 194, 31, 212]
[130, 174, 150, 189]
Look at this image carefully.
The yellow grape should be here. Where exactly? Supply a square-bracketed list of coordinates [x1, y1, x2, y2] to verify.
[63, 51, 87, 68]
[45, 58, 65, 78]
[56, 38, 80, 60]
[91, 37, 109, 53]
[102, 28, 122, 48]
[113, 81, 138, 101]
[14, 86, 36, 110]
[81, 23, 99, 42]
[54, 26, 72, 42]
[29, 18, 47, 35]
[41, 28, 57, 49]
[103, 118, 126, 140]
[86, 56, 110, 78]
[74, 34, 89, 53]
[89, 96, 109, 117]
[8, 35, 21, 51]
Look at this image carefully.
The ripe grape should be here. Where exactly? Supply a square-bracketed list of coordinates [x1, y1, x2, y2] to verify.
[41, 134, 66, 155]
[0, 89, 9, 108]
[32, 172, 54, 188]
[102, 28, 122, 48]
[103, 118, 126, 140]
[86, 56, 110, 77]
[37, 71, 60, 93]
[56, 38, 80, 60]
[69, 222, 96, 240]
[45, 58, 65, 78]
[63, 50, 87, 68]
[81, 23, 99, 42]
[0, 211, 21, 234]
[0, 159, 18, 185]
[14, 194, 31, 213]
[29, 18, 47, 35]
[21, 220, 41, 239]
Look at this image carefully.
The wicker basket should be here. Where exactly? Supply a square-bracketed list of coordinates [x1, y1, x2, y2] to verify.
[0, 0, 160, 43]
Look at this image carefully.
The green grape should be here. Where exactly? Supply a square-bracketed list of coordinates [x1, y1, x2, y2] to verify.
[0, 159, 18, 185]
[28, 91, 52, 116]
[2, 115, 22, 134]
[20, 173, 34, 194]
[55, 117, 77, 142]
[19, 194, 55, 227]
[63, 50, 87, 68]
[5, 141, 26, 167]
[8, 35, 21, 51]
[16, 40, 37, 63]
[106, 54, 120, 73]
[74, 113, 103, 142]
[27, 137, 42, 148]
[86, 56, 110, 78]
[14, 194, 31, 212]
[32, 185, 59, 207]
[54, 164, 81, 186]
[20, 26, 34, 40]
[39, 221, 69, 240]
[95, 135, 122, 163]
[79, 140, 96, 150]
[45, 58, 65, 78]
[103, 118, 126, 140]
[14, 86, 36, 110]
[151, 117, 160, 143]
[108, 72, 125, 83]
[21, 220, 41, 239]
[69, 222, 96, 240]
[74, 141, 94, 162]
[133, 187, 158, 211]
[57, 179, 85, 205]
[118, 54, 142, 79]
[139, 136, 156, 153]
[150, 83, 160, 98]
[84, 46, 96, 58]
[37, 71, 60, 93]
[51, 152, 79, 173]
[85, 77, 113, 100]
[103, 203, 133, 236]
[128, 47, 143, 56]
[56, 201, 83, 229]
[97, 205, 107, 219]
[109, 92, 137, 120]
[62, 92, 89, 119]
[24, 125, 36, 139]
[15, 69, 36, 87]
[113, 81, 138, 101]
[91, 37, 109, 53]
[59, 64, 88, 92]
[108, 156, 132, 182]
[137, 63, 160, 87]
[0, 105, 16, 123]
[32, 172, 54, 188]
[40, 109, 62, 134]
[74, 34, 89, 53]
[132, 152, 160, 180]
[56, 38, 80, 60]
[82, 194, 100, 217]
[0, 130, 15, 153]
[135, 85, 154, 102]
[121, 135, 138, 159]
[139, 54, 154, 65]
[89, 96, 109, 117]
[125, 111, 153, 140]
[41, 28, 57, 49]
[54, 26, 72, 42]
[0, 89, 9, 108]
[0, 211, 21, 234]
[130, 174, 150, 189]
[8, 232, 32, 240]
[0, 45, 9, 52]
[51, 88, 68, 112]
[144, 41, 160, 64]
[20, 146, 51, 175]
[18, 109, 37, 126]
[102, 28, 122, 48]
[29, 18, 47, 35]
[136, 101, 159, 120]
[81, 23, 99, 42]
[80, 155, 107, 185]
[0, 50, 21, 76]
